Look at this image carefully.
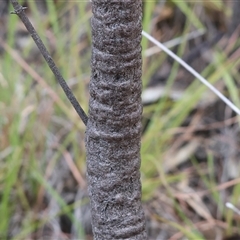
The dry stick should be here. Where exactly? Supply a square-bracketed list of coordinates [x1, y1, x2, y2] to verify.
[142, 30, 240, 116]
[10, 0, 88, 126]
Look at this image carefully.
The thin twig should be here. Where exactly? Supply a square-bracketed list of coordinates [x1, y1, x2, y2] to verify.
[226, 202, 240, 215]
[144, 29, 205, 57]
[142, 30, 240, 116]
[10, 0, 88, 126]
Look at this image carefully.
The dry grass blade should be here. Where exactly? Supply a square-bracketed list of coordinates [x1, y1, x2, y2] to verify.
[175, 177, 240, 199]
[0, 39, 82, 127]
[144, 29, 205, 57]
[142, 30, 240, 115]
[62, 150, 86, 188]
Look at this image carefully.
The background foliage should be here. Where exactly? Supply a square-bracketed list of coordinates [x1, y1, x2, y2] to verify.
[0, 0, 240, 239]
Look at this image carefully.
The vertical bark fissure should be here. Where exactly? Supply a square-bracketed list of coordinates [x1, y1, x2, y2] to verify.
[86, 0, 147, 239]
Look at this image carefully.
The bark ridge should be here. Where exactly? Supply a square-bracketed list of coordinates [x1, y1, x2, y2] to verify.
[86, 0, 147, 239]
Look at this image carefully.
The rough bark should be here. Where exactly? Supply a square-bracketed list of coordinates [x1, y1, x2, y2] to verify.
[86, 0, 147, 239]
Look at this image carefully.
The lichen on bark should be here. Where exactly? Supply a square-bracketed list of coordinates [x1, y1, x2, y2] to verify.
[85, 0, 147, 239]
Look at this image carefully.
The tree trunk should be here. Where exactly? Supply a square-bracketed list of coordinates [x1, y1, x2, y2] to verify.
[85, 0, 147, 239]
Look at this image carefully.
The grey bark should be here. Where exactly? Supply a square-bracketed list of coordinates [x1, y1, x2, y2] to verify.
[86, 0, 147, 239]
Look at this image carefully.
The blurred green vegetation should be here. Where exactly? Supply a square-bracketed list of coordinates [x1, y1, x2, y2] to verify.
[1, 0, 240, 239]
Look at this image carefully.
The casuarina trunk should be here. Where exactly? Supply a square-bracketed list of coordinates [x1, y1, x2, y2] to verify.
[85, 0, 147, 239]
